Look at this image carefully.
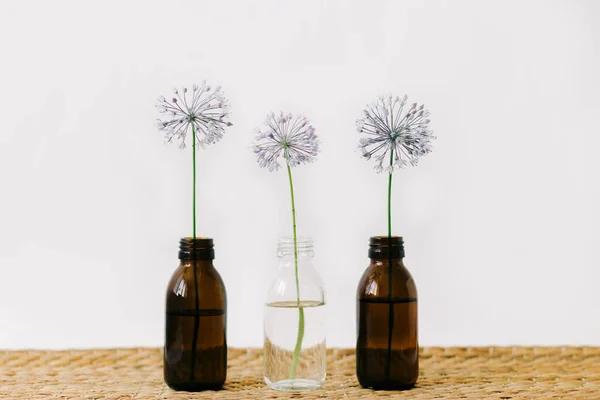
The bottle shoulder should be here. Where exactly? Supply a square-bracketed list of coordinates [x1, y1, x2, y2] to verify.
[166, 262, 226, 310]
[357, 260, 417, 299]
[266, 262, 325, 304]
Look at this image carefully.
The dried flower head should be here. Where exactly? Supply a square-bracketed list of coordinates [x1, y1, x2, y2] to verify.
[253, 112, 319, 172]
[356, 94, 434, 173]
[156, 82, 232, 149]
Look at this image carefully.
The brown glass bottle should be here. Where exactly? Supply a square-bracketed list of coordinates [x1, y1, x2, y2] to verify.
[164, 238, 227, 391]
[356, 236, 418, 390]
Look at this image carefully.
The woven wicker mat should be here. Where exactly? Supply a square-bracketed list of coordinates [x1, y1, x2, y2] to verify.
[1, 347, 599, 399]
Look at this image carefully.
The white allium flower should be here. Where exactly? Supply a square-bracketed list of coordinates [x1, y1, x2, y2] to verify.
[156, 81, 232, 149]
[357, 94, 434, 173]
[253, 112, 319, 172]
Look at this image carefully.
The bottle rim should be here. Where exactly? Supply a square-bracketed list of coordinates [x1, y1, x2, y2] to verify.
[179, 237, 215, 260]
[369, 236, 405, 259]
[277, 236, 314, 257]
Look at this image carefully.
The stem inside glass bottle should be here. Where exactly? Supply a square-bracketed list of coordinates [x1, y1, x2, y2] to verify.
[286, 164, 305, 380]
[190, 125, 199, 381]
[386, 148, 395, 379]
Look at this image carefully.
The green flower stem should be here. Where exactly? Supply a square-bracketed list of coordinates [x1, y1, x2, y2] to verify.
[190, 125, 200, 380]
[287, 165, 305, 380]
[388, 149, 394, 238]
[193, 125, 197, 240]
[385, 148, 394, 379]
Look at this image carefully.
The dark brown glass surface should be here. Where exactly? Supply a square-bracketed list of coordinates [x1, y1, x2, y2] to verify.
[356, 236, 418, 390]
[164, 238, 227, 391]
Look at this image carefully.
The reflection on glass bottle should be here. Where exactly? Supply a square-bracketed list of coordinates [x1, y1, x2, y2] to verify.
[164, 237, 227, 391]
[356, 236, 418, 390]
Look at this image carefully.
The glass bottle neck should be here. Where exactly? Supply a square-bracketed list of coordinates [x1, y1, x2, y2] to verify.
[368, 236, 405, 259]
[180, 259, 214, 269]
[178, 237, 215, 261]
[277, 236, 314, 259]
[278, 252, 314, 262]
[370, 257, 404, 265]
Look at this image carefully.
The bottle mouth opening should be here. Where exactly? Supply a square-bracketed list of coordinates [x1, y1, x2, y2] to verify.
[179, 237, 214, 260]
[278, 236, 313, 247]
[370, 236, 403, 244]
[369, 236, 404, 258]
[277, 236, 314, 256]
[180, 237, 214, 246]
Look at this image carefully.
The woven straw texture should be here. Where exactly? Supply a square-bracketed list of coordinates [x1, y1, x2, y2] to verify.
[1, 347, 599, 399]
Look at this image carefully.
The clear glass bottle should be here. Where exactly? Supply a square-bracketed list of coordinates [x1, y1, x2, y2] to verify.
[264, 237, 326, 391]
[356, 236, 418, 390]
[164, 237, 227, 391]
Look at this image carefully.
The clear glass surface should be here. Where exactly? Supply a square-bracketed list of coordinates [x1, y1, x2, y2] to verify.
[263, 237, 326, 391]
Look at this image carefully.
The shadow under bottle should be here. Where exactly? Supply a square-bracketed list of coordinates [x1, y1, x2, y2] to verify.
[356, 236, 418, 390]
[164, 237, 227, 391]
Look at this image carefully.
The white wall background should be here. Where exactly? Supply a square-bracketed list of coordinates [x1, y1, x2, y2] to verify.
[1, 0, 599, 350]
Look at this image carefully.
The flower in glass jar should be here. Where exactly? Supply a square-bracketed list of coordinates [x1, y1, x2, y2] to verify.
[251, 110, 320, 380]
